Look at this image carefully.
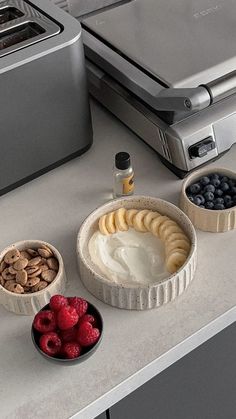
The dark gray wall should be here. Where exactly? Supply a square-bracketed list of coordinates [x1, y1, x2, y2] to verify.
[109, 322, 236, 419]
[95, 413, 106, 419]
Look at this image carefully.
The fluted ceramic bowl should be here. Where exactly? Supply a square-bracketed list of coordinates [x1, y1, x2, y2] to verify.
[77, 196, 197, 310]
[180, 167, 236, 232]
[0, 240, 67, 315]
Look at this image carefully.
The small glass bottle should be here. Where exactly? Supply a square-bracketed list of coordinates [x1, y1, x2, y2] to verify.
[113, 152, 134, 198]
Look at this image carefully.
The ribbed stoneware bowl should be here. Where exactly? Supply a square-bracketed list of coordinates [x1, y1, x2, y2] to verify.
[180, 167, 236, 232]
[77, 196, 197, 310]
[0, 240, 67, 315]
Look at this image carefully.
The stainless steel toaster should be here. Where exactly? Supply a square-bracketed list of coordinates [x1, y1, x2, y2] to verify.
[0, 0, 92, 195]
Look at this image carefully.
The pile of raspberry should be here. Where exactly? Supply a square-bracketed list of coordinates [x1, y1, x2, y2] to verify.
[33, 295, 101, 359]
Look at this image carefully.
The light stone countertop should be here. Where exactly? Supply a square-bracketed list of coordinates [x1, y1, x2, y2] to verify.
[1, 101, 236, 419]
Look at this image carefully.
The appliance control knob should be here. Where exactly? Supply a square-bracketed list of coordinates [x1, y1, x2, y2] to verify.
[189, 137, 215, 159]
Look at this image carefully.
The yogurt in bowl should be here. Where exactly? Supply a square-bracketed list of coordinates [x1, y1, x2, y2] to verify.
[89, 228, 168, 286]
[77, 196, 197, 310]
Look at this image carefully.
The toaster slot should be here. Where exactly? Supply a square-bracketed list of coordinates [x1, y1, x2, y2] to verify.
[0, 7, 24, 24]
[0, 21, 45, 50]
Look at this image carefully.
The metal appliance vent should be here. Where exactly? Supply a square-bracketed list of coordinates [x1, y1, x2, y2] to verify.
[158, 128, 172, 163]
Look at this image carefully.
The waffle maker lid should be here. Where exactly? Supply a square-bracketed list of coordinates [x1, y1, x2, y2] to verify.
[83, 0, 236, 88]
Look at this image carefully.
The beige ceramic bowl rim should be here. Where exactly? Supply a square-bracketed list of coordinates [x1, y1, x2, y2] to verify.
[181, 167, 236, 214]
[0, 240, 63, 298]
[77, 195, 197, 289]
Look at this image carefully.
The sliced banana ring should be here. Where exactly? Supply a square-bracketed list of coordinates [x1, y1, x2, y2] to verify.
[167, 247, 189, 258]
[161, 224, 184, 241]
[165, 232, 189, 243]
[133, 209, 150, 232]
[166, 250, 187, 274]
[150, 216, 170, 237]
[165, 239, 190, 256]
[105, 211, 116, 234]
[158, 219, 178, 240]
[99, 214, 109, 235]
[167, 245, 188, 257]
[125, 209, 139, 227]
[98, 208, 191, 274]
[143, 211, 161, 231]
[115, 208, 128, 231]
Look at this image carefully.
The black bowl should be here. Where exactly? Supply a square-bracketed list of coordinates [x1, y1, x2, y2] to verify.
[31, 300, 103, 365]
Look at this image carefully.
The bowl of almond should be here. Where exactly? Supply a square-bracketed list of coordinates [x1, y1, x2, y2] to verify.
[0, 240, 67, 315]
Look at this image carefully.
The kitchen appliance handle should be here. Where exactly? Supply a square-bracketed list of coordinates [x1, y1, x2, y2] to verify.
[83, 29, 211, 113]
[204, 70, 236, 104]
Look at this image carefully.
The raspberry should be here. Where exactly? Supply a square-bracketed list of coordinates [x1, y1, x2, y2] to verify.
[39, 332, 61, 356]
[60, 327, 77, 343]
[62, 342, 81, 359]
[68, 297, 88, 318]
[77, 321, 100, 347]
[57, 306, 78, 330]
[50, 295, 68, 312]
[77, 314, 97, 328]
[33, 310, 57, 333]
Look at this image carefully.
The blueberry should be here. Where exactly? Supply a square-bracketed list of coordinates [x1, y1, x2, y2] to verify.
[193, 196, 202, 206]
[199, 205, 205, 208]
[187, 195, 194, 203]
[224, 195, 232, 205]
[199, 176, 210, 186]
[214, 203, 225, 210]
[189, 183, 201, 194]
[220, 176, 229, 183]
[211, 178, 221, 187]
[225, 201, 233, 209]
[228, 179, 235, 188]
[229, 186, 236, 195]
[214, 197, 224, 205]
[195, 194, 205, 204]
[204, 191, 214, 201]
[210, 173, 220, 180]
[233, 195, 236, 204]
[205, 201, 214, 209]
[204, 184, 215, 193]
[220, 182, 229, 192]
[215, 188, 223, 197]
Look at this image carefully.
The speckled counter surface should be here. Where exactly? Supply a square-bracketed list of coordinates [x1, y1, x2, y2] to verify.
[1, 101, 236, 419]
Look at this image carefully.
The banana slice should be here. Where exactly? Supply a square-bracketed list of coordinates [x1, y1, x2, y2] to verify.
[158, 219, 178, 240]
[165, 232, 189, 243]
[150, 216, 170, 237]
[166, 250, 187, 274]
[167, 247, 189, 258]
[133, 209, 150, 232]
[165, 239, 190, 256]
[105, 211, 116, 234]
[115, 208, 128, 231]
[126, 209, 139, 227]
[161, 224, 184, 241]
[99, 214, 109, 235]
[143, 211, 161, 231]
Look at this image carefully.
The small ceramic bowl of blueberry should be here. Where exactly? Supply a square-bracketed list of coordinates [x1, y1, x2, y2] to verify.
[180, 167, 236, 232]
